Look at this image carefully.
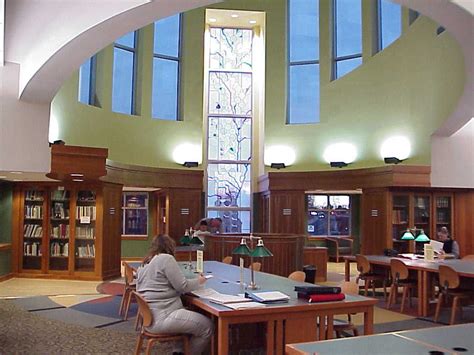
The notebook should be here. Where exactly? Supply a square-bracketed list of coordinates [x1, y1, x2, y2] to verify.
[245, 291, 290, 303]
[191, 288, 250, 304]
[220, 301, 266, 310]
[294, 285, 341, 295]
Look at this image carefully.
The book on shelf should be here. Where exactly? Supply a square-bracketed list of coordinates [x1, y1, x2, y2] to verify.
[391, 210, 407, 224]
[50, 242, 69, 257]
[190, 288, 250, 304]
[25, 205, 43, 219]
[76, 206, 96, 221]
[245, 291, 290, 304]
[25, 191, 43, 201]
[51, 224, 69, 239]
[51, 190, 69, 201]
[24, 224, 43, 238]
[436, 197, 449, 208]
[23, 242, 41, 256]
[294, 285, 341, 295]
[75, 226, 95, 239]
[77, 244, 95, 258]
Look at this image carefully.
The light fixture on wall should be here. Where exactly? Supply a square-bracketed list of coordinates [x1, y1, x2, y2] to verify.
[381, 136, 411, 164]
[172, 143, 202, 167]
[48, 140, 65, 147]
[323, 143, 357, 168]
[264, 145, 296, 169]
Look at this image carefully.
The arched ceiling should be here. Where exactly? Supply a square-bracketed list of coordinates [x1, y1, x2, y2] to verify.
[4, 0, 473, 136]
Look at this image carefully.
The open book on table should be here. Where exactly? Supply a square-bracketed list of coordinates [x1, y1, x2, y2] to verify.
[191, 288, 250, 304]
[221, 301, 266, 310]
[245, 291, 290, 304]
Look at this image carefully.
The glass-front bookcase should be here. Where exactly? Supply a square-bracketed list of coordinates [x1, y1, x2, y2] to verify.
[22, 189, 45, 270]
[391, 194, 409, 240]
[122, 192, 148, 236]
[49, 188, 71, 271]
[75, 190, 96, 272]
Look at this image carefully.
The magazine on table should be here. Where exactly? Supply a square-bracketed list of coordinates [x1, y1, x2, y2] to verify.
[245, 291, 290, 304]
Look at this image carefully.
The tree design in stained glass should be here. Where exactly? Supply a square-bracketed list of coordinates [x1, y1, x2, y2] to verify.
[209, 72, 252, 116]
[207, 164, 251, 208]
[208, 117, 251, 161]
[208, 209, 251, 233]
[209, 28, 252, 71]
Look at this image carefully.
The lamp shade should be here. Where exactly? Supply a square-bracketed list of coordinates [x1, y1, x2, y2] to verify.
[415, 230, 430, 242]
[249, 239, 273, 257]
[401, 230, 415, 240]
[264, 146, 296, 167]
[180, 230, 191, 245]
[190, 235, 204, 245]
[232, 238, 251, 255]
[380, 136, 411, 161]
[323, 143, 357, 164]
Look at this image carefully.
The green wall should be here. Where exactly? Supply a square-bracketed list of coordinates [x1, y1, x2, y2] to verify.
[0, 182, 13, 277]
[51, 0, 465, 172]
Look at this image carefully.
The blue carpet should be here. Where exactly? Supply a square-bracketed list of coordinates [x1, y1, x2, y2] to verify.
[71, 295, 137, 320]
[34, 307, 120, 328]
[13, 296, 64, 311]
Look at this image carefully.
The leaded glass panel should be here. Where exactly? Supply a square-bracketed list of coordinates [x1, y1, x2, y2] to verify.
[209, 72, 252, 116]
[208, 117, 251, 161]
[209, 28, 252, 71]
[207, 164, 251, 208]
[208, 209, 251, 233]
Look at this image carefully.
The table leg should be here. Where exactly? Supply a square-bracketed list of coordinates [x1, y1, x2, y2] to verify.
[422, 270, 430, 317]
[326, 315, 334, 340]
[210, 316, 217, 355]
[364, 307, 374, 335]
[266, 320, 275, 355]
[217, 318, 229, 355]
[318, 316, 327, 340]
[275, 319, 284, 355]
[417, 270, 424, 317]
[345, 259, 350, 282]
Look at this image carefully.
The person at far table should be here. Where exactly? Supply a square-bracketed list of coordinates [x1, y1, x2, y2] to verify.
[136, 234, 213, 355]
[194, 217, 223, 234]
[437, 227, 460, 259]
[194, 220, 211, 243]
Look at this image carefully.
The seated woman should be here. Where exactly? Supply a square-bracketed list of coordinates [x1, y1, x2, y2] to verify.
[136, 234, 213, 354]
[437, 227, 460, 259]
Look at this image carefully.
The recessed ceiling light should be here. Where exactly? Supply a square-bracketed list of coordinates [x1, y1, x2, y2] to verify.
[13, 179, 22, 182]
[10, 171, 22, 174]
[209, 18, 217, 23]
[0, 176, 6, 179]
[73, 179, 84, 182]
[249, 20, 257, 24]
[70, 173, 84, 177]
[231, 14, 239, 18]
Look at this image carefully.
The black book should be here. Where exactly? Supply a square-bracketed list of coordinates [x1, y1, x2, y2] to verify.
[294, 285, 341, 295]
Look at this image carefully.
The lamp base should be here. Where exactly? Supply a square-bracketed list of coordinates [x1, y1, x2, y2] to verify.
[246, 282, 259, 290]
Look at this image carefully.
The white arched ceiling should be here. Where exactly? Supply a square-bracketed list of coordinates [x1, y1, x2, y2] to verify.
[4, 0, 473, 136]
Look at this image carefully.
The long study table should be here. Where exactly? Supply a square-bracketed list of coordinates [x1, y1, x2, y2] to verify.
[344, 255, 474, 316]
[182, 261, 377, 355]
[286, 323, 474, 355]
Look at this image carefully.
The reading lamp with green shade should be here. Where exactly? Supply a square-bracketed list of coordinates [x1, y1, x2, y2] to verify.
[414, 230, 430, 242]
[232, 237, 273, 290]
[401, 230, 415, 240]
[180, 230, 192, 246]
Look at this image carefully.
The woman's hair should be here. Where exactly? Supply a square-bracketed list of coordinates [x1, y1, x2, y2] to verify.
[142, 234, 176, 265]
[200, 220, 208, 226]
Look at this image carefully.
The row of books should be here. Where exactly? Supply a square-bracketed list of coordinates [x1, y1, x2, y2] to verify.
[51, 190, 69, 201]
[24, 242, 42, 256]
[77, 245, 95, 258]
[25, 191, 43, 201]
[51, 203, 69, 219]
[25, 205, 43, 219]
[392, 210, 408, 224]
[51, 242, 69, 257]
[51, 224, 69, 239]
[24, 224, 43, 238]
[76, 206, 96, 220]
[76, 226, 95, 239]
[436, 197, 450, 208]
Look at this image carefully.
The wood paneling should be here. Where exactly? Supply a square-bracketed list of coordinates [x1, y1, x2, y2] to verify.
[167, 188, 202, 243]
[101, 183, 122, 279]
[361, 189, 390, 255]
[203, 234, 305, 277]
[268, 191, 306, 234]
[454, 190, 474, 257]
[303, 247, 328, 282]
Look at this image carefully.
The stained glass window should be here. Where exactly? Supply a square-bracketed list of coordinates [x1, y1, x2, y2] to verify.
[206, 27, 253, 233]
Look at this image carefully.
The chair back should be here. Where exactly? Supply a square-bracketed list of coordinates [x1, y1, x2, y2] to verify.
[123, 262, 135, 286]
[438, 265, 460, 290]
[222, 256, 233, 264]
[340, 281, 359, 296]
[133, 292, 154, 328]
[462, 254, 474, 261]
[390, 259, 409, 281]
[355, 254, 371, 274]
[250, 262, 261, 272]
[288, 271, 306, 282]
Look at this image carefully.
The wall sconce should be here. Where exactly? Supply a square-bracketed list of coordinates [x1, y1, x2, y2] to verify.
[323, 143, 357, 168]
[173, 143, 202, 166]
[48, 140, 65, 147]
[264, 146, 296, 169]
[381, 136, 411, 164]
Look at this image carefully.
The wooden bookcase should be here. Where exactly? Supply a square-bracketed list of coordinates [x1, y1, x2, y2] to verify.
[12, 182, 122, 280]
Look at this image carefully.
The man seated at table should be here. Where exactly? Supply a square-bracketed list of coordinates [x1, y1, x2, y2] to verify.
[436, 227, 460, 259]
[194, 217, 223, 234]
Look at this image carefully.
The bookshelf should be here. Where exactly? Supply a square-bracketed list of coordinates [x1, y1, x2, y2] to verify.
[13, 182, 122, 280]
[434, 194, 453, 232]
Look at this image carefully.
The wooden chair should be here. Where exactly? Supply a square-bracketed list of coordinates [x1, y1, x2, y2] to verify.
[386, 259, 416, 313]
[461, 254, 474, 261]
[288, 271, 306, 282]
[133, 292, 190, 355]
[119, 261, 137, 320]
[250, 262, 261, 272]
[434, 265, 474, 325]
[355, 254, 387, 299]
[326, 237, 354, 263]
[222, 256, 233, 264]
[331, 281, 360, 338]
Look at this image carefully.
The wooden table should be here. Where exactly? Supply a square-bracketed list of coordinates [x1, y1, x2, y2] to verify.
[184, 261, 377, 355]
[286, 323, 474, 355]
[344, 255, 474, 316]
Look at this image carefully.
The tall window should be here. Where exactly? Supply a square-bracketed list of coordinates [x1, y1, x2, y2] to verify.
[206, 28, 253, 233]
[378, 0, 401, 51]
[333, 0, 362, 79]
[152, 14, 181, 120]
[288, 0, 320, 124]
[307, 195, 351, 236]
[112, 31, 137, 115]
[78, 56, 97, 105]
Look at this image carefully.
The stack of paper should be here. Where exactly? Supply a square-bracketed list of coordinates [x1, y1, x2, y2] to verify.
[245, 291, 290, 304]
[191, 288, 250, 305]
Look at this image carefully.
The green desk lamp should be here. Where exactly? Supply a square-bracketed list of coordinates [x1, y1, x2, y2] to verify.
[180, 229, 191, 245]
[401, 230, 415, 240]
[414, 230, 430, 242]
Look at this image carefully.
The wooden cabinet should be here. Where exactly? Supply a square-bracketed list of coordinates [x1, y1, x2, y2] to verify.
[12, 182, 122, 280]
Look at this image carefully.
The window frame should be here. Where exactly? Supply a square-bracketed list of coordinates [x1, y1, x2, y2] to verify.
[306, 194, 352, 237]
[112, 31, 139, 115]
[376, 0, 402, 53]
[121, 191, 149, 238]
[152, 14, 183, 121]
[78, 55, 97, 106]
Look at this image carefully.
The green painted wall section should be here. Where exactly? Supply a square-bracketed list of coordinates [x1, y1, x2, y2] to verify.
[0, 182, 13, 276]
[51, 0, 465, 172]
